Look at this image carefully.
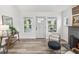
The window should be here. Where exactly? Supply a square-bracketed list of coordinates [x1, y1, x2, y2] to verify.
[48, 17, 57, 32]
[24, 17, 32, 32]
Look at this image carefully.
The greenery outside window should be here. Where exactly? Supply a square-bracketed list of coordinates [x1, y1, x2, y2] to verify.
[48, 17, 57, 32]
[24, 17, 32, 32]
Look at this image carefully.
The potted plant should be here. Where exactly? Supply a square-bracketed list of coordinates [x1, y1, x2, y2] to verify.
[9, 26, 17, 35]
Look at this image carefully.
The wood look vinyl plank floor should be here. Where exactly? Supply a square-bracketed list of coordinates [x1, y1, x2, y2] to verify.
[8, 39, 67, 54]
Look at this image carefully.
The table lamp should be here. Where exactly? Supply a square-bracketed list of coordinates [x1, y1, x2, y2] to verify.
[0, 25, 9, 36]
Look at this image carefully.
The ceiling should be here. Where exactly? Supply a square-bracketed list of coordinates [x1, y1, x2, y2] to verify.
[16, 5, 72, 13]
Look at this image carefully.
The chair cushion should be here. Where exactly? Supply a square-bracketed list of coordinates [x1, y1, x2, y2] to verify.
[48, 41, 61, 50]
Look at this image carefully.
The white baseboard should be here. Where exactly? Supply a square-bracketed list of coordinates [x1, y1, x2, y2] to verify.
[19, 38, 36, 40]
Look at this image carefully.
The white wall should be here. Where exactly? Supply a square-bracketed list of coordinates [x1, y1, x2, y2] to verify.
[0, 5, 20, 31]
[19, 12, 62, 39]
[62, 7, 72, 42]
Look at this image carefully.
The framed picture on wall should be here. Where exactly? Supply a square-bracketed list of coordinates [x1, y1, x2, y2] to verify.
[2, 15, 13, 27]
[72, 15, 79, 26]
[64, 16, 68, 26]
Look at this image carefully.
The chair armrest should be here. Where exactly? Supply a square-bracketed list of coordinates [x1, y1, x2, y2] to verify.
[72, 48, 79, 54]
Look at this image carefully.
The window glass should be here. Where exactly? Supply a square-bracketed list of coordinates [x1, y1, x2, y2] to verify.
[24, 17, 32, 32]
[48, 17, 57, 32]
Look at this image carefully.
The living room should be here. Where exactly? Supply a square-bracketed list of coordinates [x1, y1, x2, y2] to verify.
[0, 5, 79, 54]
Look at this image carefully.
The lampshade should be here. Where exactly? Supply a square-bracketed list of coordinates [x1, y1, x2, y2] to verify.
[0, 25, 9, 31]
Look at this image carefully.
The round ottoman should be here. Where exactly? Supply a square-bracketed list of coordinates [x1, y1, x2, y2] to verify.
[48, 41, 61, 50]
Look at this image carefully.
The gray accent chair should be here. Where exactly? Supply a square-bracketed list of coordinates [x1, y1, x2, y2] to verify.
[48, 32, 61, 53]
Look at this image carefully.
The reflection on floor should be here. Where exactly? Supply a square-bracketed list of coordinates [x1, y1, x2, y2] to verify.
[8, 39, 68, 54]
